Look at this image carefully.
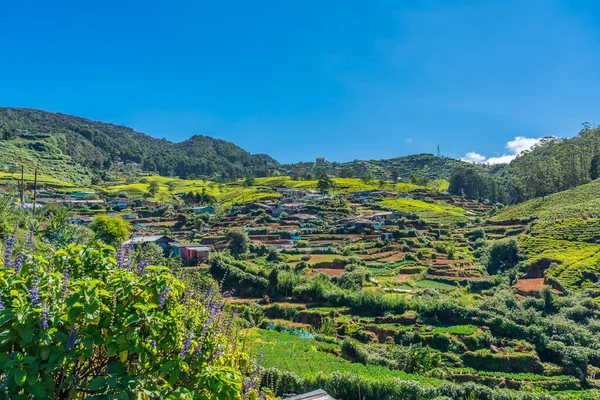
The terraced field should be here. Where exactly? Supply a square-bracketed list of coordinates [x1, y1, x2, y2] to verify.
[379, 198, 470, 223]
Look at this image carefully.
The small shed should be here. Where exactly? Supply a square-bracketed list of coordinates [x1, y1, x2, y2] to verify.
[125, 235, 177, 251]
[170, 243, 211, 263]
[284, 390, 336, 400]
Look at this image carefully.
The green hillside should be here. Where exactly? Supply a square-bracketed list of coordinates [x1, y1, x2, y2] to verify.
[284, 153, 472, 182]
[0, 107, 276, 183]
[494, 178, 600, 221]
[494, 180, 600, 289]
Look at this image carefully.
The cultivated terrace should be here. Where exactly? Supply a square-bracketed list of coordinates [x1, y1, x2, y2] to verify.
[1, 168, 599, 399]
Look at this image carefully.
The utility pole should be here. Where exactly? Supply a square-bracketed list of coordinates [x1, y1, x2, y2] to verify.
[33, 168, 38, 217]
[437, 145, 440, 157]
[20, 165, 24, 203]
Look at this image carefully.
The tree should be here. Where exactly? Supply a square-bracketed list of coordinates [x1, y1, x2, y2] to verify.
[485, 239, 520, 275]
[317, 174, 334, 194]
[391, 169, 399, 183]
[0, 122, 12, 140]
[89, 216, 131, 244]
[361, 170, 373, 184]
[193, 215, 205, 231]
[227, 228, 249, 257]
[449, 167, 499, 202]
[243, 176, 255, 187]
[591, 154, 600, 180]
[167, 180, 178, 192]
[340, 166, 354, 178]
[148, 180, 160, 196]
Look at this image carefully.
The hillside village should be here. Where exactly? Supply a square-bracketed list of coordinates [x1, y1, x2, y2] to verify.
[2, 114, 600, 399]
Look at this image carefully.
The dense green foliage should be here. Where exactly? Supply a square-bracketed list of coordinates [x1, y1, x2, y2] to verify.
[285, 154, 470, 182]
[89, 216, 132, 245]
[0, 240, 250, 398]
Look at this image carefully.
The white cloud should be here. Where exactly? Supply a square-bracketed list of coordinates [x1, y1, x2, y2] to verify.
[461, 152, 487, 163]
[405, 138, 413, 143]
[461, 136, 542, 165]
[506, 136, 542, 155]
[486, 154, 518, 165]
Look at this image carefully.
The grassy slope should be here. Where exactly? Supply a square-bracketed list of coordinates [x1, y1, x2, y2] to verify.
[494, 180, 600, 290]
[494, 179, 600, 221]
[0, 135, 90, 186]
[247, 328, 442, 386]
[0, 172, 75, 187]
[379, 198, 469, 224]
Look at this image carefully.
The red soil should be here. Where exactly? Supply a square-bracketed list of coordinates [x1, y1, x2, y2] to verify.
[309, 268, 345, 276]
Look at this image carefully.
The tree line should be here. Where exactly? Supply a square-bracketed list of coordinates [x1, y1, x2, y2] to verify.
[450, 124, 600, 204]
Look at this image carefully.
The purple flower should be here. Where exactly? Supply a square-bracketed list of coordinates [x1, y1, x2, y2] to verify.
[125, 245, 133, 272]
[116, 246, 125, 269]
[137, 260, 150, 275]
[0, 297, 4, 310]
[158, 282, 172, 309]
[180, 329, 194, 359]
[62, 270, 70, 297]
[242, 376, 256, 394]
[26, 231, 35, 263]
[26, 231, 35, 251]
[151, 340, 157, 349]
[242, 350, 264, 394]
[66, 326, 78, 351]
[40, 303, 49, 330]
[13, 251, 23, 274]
[222, 288, 236, 298]
[212, 346, 224, 361]
[192, 302, 220, 358]
[30, 275, 40, 306]
[257, 350, 264, 364]
[4, 228, 17, 269]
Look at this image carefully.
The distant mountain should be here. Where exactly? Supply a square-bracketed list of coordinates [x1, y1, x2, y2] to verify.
[0, 107, 278, 185]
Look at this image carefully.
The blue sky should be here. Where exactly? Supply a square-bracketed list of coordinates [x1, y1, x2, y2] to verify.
[1, 0, 600, 163]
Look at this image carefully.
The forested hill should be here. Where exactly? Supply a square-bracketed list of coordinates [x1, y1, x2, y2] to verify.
[0, 107, 275, 184]
[285, 153, 473, 182]
[491, 125, 600, 203]
[448, 125, 600, 205]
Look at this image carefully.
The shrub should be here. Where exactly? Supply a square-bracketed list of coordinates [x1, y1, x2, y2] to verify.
[89, 216, 131, 245]
[484, 239, 520, 275]
[0, 242, 247, 398]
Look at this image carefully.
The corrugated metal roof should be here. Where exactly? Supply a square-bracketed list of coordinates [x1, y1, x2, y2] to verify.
[124, 235, 175, 244]
[284, 390, 336, 400]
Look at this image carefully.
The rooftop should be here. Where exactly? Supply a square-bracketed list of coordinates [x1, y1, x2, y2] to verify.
[284, 390, 335, 400]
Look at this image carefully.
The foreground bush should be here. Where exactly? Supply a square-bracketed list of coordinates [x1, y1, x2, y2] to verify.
[0, 239, 251, 398]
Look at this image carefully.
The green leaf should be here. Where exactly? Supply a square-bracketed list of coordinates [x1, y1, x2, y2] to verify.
[40, 347, 51, 361]
[18, 325, 34, 342]
[26, 363, 38, 385]
[88, 376, 107, 391]
[14, 369, 26, 386]
[28, 381, 46, 398]
[123, 314, 141, 326]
